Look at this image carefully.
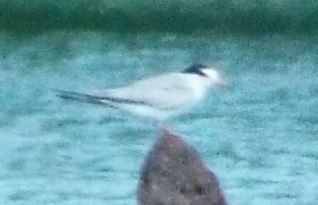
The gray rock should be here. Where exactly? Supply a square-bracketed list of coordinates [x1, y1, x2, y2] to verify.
[138, 130, 228, 205]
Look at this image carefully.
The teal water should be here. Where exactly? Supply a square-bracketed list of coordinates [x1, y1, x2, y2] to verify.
[0, 31, 318, 205]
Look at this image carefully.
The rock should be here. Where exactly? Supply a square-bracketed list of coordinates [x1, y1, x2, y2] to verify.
[137, 130, 228, 205]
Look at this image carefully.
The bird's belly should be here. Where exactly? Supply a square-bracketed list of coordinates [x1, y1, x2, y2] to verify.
[119, 104, 188, 121]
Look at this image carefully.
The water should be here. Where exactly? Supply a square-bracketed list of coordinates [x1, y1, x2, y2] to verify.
[0, 31, 317, 205]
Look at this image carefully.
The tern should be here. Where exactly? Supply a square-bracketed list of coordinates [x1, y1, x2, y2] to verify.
[56, 63, 226, 121]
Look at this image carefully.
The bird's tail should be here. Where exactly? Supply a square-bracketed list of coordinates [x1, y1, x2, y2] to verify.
[54, 89, 109, 105]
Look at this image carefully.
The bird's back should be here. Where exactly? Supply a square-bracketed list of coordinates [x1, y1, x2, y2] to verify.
[96, 73, 200, 110]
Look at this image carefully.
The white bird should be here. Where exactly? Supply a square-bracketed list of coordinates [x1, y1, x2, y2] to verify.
[56, 64, 226, 122]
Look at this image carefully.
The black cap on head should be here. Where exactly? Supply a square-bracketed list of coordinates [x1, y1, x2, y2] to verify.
[183, 63, 208, 77]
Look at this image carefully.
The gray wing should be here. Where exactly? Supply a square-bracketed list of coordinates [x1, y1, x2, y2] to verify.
[55, 89, 148, 107]
[56, 73, 194, 110]
[93, 73, 194, 110]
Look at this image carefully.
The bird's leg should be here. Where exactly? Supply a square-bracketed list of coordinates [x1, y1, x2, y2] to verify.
[156, 121, 175, 135]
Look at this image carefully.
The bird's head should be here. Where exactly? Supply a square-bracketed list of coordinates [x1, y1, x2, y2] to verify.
[183, 63, 226, 87]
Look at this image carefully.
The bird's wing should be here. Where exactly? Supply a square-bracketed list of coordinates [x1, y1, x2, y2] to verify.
[93, 73, 194, 110]
[55, 89, 147, 108]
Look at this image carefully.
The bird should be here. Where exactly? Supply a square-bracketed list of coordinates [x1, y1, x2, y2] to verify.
[55, 63, 226, 122]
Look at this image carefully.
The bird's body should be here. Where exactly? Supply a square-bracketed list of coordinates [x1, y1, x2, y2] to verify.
[56, 64, 225, 121]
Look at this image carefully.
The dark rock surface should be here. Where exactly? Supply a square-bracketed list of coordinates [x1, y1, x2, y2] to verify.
[138, 130, 227, 205]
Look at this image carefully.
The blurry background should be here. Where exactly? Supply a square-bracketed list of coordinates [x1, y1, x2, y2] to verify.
[0, 1, 317, 205]
[1, 0, 318, 34]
